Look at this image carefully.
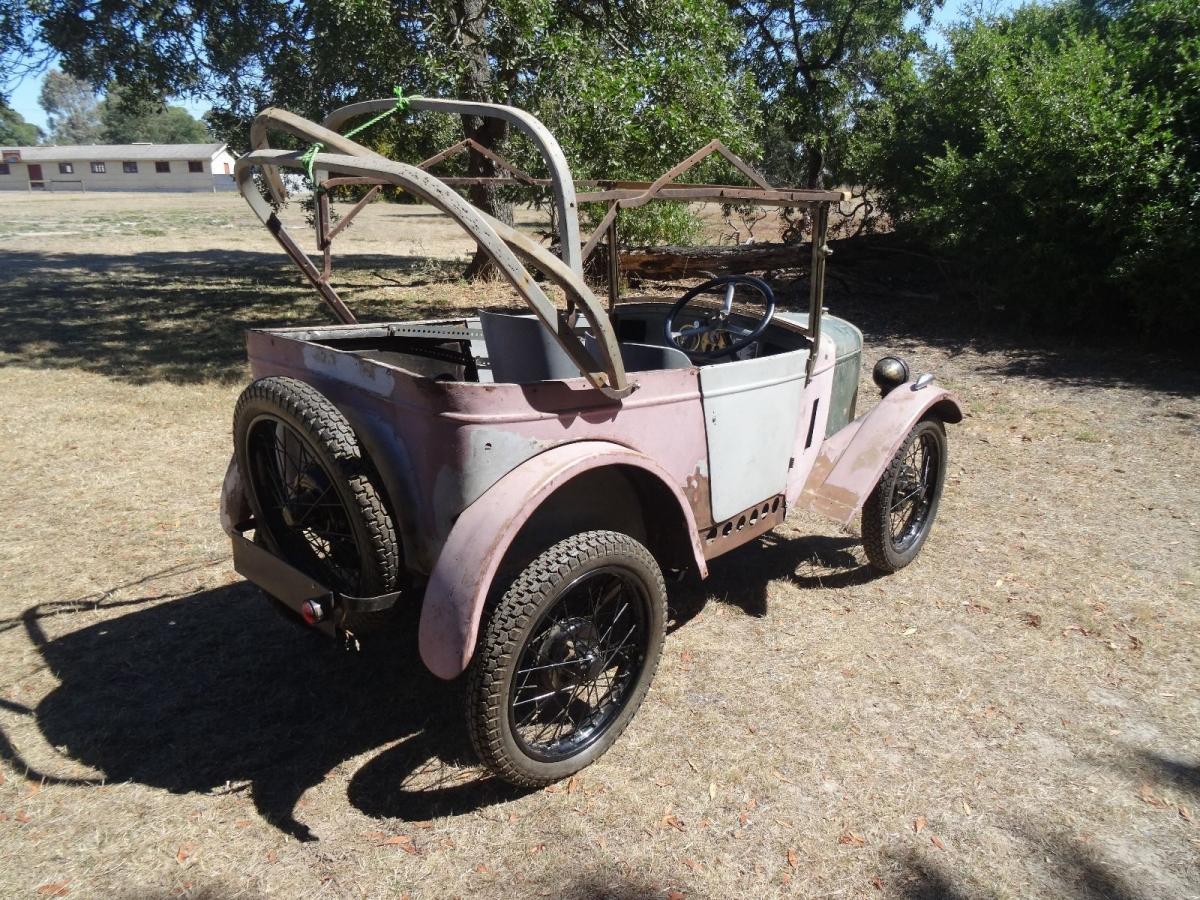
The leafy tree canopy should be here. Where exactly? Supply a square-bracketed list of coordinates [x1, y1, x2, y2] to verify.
[39, 68, 101, 143]
[100, 85, 210, 143]
[4, 1, 757, 257]
[6, 2, 751, 166]
[730, 0, 941, 186]
[853, 0, 1200, 340]
[0, 101, 41, 144]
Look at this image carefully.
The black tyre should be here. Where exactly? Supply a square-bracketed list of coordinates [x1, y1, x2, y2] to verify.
[862, 418, 948, 573]
[233, 376, 401, 613]
[467, 531, 667, 787]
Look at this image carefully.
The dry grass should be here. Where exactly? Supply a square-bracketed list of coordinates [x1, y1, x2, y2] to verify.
[1, 192, 1198, 899]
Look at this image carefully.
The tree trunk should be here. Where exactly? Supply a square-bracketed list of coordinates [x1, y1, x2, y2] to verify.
[805, 146, 826, 190]
[461, 113, 513, 280]
[452, 0, 514, 281]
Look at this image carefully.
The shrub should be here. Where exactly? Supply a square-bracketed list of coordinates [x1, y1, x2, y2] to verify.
[853, 0, 1200, 342]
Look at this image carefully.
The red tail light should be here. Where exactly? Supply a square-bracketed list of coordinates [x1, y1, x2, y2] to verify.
[301, 599, 325, 625]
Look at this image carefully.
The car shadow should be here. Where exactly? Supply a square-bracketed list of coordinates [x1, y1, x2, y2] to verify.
[5, 529, 876, 840]
[9, 582, 531, 842]
[668, 530, 877, 629]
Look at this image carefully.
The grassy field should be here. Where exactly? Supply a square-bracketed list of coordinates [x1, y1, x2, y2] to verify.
[0, 192, 1198, 899]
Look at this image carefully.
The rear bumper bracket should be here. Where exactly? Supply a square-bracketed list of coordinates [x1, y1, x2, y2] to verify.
[229, 523, 404, 632]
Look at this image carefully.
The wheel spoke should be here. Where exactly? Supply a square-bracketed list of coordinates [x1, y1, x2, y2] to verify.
[293, 481, 336, 528]
[883, 430, 941, 551]
[247, 415, 368, 594]
[517, 657, 589, 677]
[513, 683, 579, 707]
[508, 569, 650, 761]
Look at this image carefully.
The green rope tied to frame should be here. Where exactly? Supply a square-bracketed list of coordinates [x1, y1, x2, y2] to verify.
[301, 86, 410, 192]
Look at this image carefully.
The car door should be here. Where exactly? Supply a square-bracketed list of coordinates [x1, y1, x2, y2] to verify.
[698, 348, 810, 522]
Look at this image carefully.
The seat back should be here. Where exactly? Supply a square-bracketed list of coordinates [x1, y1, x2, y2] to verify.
[479, 310, 580, 384]
[585, 335, 692, 372]
[480, 309, 693, 385]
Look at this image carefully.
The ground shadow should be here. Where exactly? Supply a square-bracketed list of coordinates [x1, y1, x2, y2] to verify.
[1007, 825, 1148, 900]
[1135, 750, 1200, 796]
[769, 234, 1200, 398]
[4, 532, 872, 840]
[887, 850, 975, 900]
[0, 248, 464, 384]
[668, 531, 874, 629]
[5, 582, 531, 841]
[888, 828, 1153, 900]
[6, 232, 1200, 395]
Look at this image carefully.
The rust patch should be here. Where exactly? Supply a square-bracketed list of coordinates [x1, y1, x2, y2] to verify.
[683, 464, 713, 529]
[802, 443, 838, 492]
[701, 495, 787, 561]
[796, 429, 863, 524]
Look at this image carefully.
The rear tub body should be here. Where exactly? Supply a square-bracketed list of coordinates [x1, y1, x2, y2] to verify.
[241, 322, 714, 576]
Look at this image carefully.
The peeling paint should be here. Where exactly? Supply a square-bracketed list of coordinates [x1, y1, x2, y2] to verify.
[218, 457, 249, 535]
[683, 461, 713, 528]
[797, 384, 962, 524]
[301, 343, 395, 397]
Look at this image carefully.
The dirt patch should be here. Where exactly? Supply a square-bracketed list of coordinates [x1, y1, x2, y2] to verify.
[1, 193, 1198, 899]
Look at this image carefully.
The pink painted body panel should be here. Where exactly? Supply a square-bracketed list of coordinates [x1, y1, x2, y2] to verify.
[798, 382, 963, 524]
[243, 328, 714, 574]
[418, 441, 708, 679]
[224, 320, 963, 680]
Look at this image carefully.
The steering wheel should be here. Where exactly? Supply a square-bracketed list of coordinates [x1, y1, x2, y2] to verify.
[664, 275, 776, 361]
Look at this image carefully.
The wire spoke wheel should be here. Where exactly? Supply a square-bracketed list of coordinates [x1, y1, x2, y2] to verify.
[509, 567, 650, 762]
[247, 416, 364, 594]
[886, 430, 940, 552]
[467, 531, 667, 787]
[862, 418, 948, 573]
[233, 377, 400, 615]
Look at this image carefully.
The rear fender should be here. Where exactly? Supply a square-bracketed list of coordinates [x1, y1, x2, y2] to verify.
[797, 382, 962, 525]
[418, 441, 707, 680]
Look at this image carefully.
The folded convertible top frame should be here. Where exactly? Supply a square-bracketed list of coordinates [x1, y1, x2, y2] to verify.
[236, 97, 841, 396]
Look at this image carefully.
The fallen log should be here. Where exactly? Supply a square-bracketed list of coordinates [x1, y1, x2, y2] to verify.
[616, 242, 808, 280]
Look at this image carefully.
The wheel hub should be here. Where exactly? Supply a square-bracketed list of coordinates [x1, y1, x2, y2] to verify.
[537, 618, 601, 690]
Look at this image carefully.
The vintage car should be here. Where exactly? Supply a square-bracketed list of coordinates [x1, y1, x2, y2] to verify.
[220, 97, 962, 787]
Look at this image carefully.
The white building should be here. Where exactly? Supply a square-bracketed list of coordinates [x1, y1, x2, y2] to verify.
[0, 142, 239, 192]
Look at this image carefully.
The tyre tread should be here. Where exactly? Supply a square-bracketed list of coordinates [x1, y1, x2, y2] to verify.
[466, 530, 666, 787]
[233, 376, 399, 595]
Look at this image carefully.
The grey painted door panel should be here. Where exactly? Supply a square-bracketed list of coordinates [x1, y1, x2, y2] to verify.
[699, 350, 809, 521]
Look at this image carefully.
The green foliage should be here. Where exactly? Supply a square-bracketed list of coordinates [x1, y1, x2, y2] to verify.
[100, 86, 210, 143]
[39, 68, 101, 143]
[0, 101, 40, 144]
[731, 0, 940, 187]
[855, 0, 1200, 341]
[525, 0, 760, 244]
[8, 0, 753, 246]
[583, 202, 703, 247]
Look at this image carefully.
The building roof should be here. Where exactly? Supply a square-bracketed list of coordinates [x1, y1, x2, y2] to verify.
[1, 143, 229, 162]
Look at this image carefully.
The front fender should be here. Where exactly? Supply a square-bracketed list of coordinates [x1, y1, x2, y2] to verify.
[418, 441, 708, 680]
[798, 382, 962, 525]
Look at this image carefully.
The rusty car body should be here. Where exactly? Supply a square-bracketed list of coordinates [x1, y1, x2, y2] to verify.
[220, 97, 962, 785]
